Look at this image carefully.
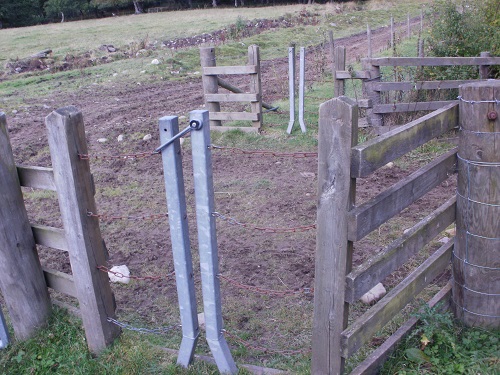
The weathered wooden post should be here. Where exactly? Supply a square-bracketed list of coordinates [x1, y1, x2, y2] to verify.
[454, 81, 500, 328]
[248, 45, 263, 130]
[479, 52, 492, 79]
[333, 45, 346, 97]
[0, 113, 52, 340]
[312, 97, 358, 374]
[200, 47, 222, 127]
[362, 58, 383, 127]
[45, 107, 121, 353]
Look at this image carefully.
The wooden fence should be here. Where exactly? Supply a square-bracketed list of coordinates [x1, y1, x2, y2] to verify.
[200, 45, 263, 132]
[0, 107, 120, 354]
[314, 97, 459, 373]
[333, 48, 500, 130]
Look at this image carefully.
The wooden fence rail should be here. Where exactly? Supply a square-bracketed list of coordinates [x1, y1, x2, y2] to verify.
[333, 48, 500, 130]
[313, 95, 460, 374]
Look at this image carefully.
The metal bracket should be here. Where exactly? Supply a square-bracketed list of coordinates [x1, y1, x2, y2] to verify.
[155, 119, 203, 153]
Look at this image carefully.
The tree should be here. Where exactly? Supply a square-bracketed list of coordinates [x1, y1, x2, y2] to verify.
[44, 0, 89, 21]
[0, 0, 44, 27]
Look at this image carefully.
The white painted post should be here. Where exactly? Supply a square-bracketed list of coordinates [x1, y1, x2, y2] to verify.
[298, 47, 307, 133]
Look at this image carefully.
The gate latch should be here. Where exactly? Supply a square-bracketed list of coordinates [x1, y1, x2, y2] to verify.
[155, 119, 203, 153]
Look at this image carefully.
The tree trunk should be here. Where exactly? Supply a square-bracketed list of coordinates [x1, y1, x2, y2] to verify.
[212, 0, 217, 7]
[61, 12, 64, 23]
[133, 1, 143, 14]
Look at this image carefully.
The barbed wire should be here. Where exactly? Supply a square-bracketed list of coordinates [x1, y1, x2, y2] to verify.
[212, 212, 316, 234]
[107, 317, 180, 335]
[218, 273, 313, 298]
[78, 150, 159, 160]
[87, 211, 168, 221]
[97, 265, 175, 282]
[223, 329, 311, 356]
[210, 145, 317, 159]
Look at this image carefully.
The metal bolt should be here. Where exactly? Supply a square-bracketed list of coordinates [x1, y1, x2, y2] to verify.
[487, 111, 498, 120]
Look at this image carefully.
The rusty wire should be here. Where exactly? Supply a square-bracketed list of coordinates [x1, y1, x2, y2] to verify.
[97, 265, 175, 282]
[218, 273, 313, 298]
[212, 212, 316, 234]
[78, 151, 159, 160]
[223, 329, 311, 356]
[210, 145, 317, 159]
[87, 211, 168, 221]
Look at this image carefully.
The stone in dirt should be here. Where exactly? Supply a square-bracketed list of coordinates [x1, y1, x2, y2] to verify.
[360, 283, 386, 304]
[143, 134, 152, 141]
[108, 265, 131, 284]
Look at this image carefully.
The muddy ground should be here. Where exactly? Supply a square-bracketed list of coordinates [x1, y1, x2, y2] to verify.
[4, 18, 455, 364]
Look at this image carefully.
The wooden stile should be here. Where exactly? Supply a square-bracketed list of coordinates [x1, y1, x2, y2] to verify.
[31, 224, 68, 252]
[45, 106, 120, 354]
[43, 268, 77, 298]
[0, 113, 52, 340]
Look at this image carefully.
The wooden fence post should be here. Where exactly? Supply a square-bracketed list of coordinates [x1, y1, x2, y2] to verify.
[313, 97, 358, 374]
[454, 81, 500, 328]
[200, 47, 222, 127]
[479, 52, 492, 79]
[362, 59, 383, 128]
[333, 46, 346, 97]
[248, 45, 262, 130]
[0, 113, 51, 340]
[45, 106, 120, 353]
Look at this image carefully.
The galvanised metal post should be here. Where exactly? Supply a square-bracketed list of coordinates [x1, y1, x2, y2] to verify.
[287, 45, 296, 134]
[0, 306, 9, 349]
[190, 110, 237, 374]
[298, 46, 307, 133]
[158, 116, 199, 367]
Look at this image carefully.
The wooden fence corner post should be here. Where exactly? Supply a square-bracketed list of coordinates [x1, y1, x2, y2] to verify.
[0, 112, 51, 340]
[313, 97, 358, 374]
[45, 106, 120, 354]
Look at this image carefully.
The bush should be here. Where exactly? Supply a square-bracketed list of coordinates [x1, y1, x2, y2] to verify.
[426, 0, 500, 78]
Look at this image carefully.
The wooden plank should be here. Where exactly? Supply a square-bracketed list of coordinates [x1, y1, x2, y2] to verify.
[373, 100, 457, 113]
[334, 46, 346, 97]
[335, 70, 373, 79]
[363, 56, 500, 67]
[312, 97, 358, 374]
[209, 126, 259, 133]
[0, 113, 51, 340]
[31, 224, 69, 252]
[368, 80, 486, 92]
[43, 268, 76, 298]
[345, 196, 456, 303]
[45, 106, 120, 354]
[205, 93, 259, 103]
[348, 148, 457, 242]
[351, 103, 458, 178]
[350, 282, 452, 375]
[209, 112, 259, 121]
[248, 45, 263, 129]
[342, 240, 453, 357]
[200, 47, 221, 127]
[17, 165, 56, 191]
[203, 65, 257, 75]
